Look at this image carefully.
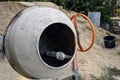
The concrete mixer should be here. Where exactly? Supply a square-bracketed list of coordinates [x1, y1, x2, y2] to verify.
[0, 6, 95, 80]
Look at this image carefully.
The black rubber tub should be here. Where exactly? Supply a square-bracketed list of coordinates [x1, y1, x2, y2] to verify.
[104, 36, 116, 48]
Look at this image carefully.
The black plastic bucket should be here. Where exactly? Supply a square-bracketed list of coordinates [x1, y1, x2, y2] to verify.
[104, 36, 116, 48]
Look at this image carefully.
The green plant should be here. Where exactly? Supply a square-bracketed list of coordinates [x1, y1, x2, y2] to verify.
[108, 67, 120, 76]
[117, 51, 120, 55]
[60, 0, 117, 28]
[63, 74, 82, 80]
[6, 0, 49, 1]
[91, 67, 120, 80]
[115, 8, 120, 16]
[91, 75, 116, 80]
[106, 32, 111, 36]
[116, 8, 120, 13]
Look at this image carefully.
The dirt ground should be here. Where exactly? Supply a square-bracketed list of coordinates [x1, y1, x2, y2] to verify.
[0, 2, 120, 80]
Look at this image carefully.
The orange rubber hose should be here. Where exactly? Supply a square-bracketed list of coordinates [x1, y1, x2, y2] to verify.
[71, 13, 96, 52]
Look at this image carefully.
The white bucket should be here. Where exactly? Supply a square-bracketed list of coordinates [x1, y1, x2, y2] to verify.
[88, 11, 101, 27]
[117, 21, 120, 26]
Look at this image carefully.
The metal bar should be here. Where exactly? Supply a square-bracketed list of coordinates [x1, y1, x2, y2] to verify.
[73, 53, 79, 80]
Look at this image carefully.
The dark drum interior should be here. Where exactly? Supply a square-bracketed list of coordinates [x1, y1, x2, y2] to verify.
[39, 23, 76, 67]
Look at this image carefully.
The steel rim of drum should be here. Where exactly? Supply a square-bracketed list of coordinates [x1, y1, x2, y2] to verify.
[37, 22, 76, 69]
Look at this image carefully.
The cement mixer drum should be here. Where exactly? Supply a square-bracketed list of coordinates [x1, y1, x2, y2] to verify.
[4, 6, 77, 79]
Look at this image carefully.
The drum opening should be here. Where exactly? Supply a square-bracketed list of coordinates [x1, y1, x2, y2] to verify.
[39, 23, 76, 67]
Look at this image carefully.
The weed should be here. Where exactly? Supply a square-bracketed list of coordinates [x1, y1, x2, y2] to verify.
[107, 67, 120, 76]
[106, 32, 111, 36]
[64, 75, 82, 80]
[91, 74, 117, 80]
[91, 67, 120, 80]
[117, 51, 120, 55]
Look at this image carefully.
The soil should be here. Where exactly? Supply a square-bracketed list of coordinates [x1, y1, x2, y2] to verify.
[0, 2, 120, 80]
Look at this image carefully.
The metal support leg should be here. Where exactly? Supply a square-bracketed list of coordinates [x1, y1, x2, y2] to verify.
[73, 69, 79, 80]
[73, 53, 79, 80]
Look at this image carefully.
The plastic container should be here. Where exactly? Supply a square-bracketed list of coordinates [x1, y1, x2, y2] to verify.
[104, 36, 116, 48]
[88, 12, 101, 27]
